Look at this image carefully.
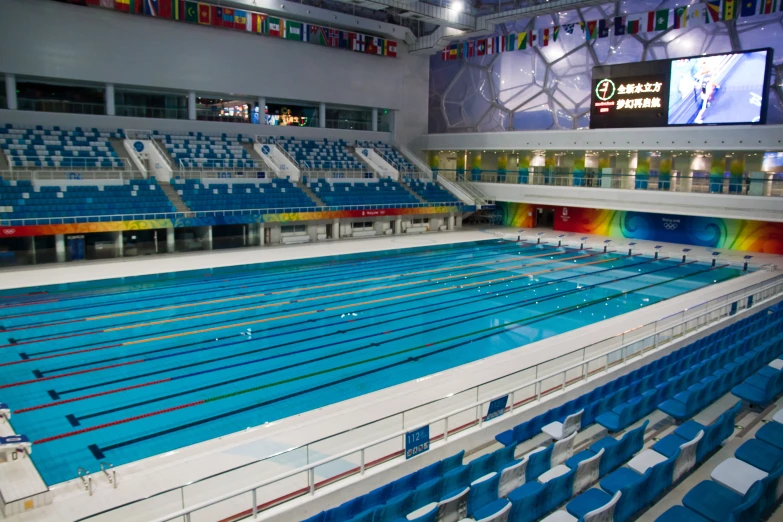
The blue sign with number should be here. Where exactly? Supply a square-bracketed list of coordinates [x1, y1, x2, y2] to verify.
[133, 141, 144, 152]
[486, 395, 509, 422]
[405, 426, 430, 459]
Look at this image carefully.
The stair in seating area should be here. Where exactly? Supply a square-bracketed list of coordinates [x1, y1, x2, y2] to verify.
[298, 181, 325, 206]
[0, 150, 10, 172]
[398, 178, 427, 204]
[109, 138, 140, 174]
[160, 182, 192, 214]
[242, 142, 265, 166]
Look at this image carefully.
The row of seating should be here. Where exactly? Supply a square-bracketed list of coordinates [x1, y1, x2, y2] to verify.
[404, 179, 460, 204]
[160, 134, 258, 170]
[0, 126, 125, 168]
[278, 137, 365, 171]
[0, 178, 176, 219]
[657, 409, 783, 521]
[174, 178, 316, 211]
[307, 179, 420, 207]
[496, 308, 781, 449]
[357, 141, 416, 172]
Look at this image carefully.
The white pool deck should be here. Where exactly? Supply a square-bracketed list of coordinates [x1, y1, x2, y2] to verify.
[0, 227, 780, 522]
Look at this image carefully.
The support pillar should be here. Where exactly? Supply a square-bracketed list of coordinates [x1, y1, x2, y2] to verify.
[636, 152, 652, 190]
[456, 214, 462, 228]
[447, 214, 455, 231]
[428, 151, 440, 180]
[456, 152, 466, 182]
[4, 74, 17, 110]
[188, 91, 197, 121]
[517, 154, 530, 184]
[55, 234, 66, 263]
[205, 226, 213, 250]
[319, 102, 326, 128]
[728, 155, 746, 194]
[333, 218, 340, 239]
[259, 223, 265, 246]
[497, 153, 508, 183]
[113, 231, 123, 258]
[572, 154, 586, 187]
[468, 152, 482, 182]
[658, 154, 672, 191]
[395, 216, 402, 234]
[371, 108, 378, 132]
[257, 97, 266, 125]
[26, 236, 35, 265]
[105, 84, 116, 116]
[167, 228, 175, 253]
[709, 153, 727, 193]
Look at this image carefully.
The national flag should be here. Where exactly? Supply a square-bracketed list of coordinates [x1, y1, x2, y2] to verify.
[115, 0, 129, 11]
[266, 17, 281, 37]
[387, 41, 397, 58]
[627, 15, 642, 34]
[552, 26, 560, 41]
[687, 4, 707, 25]
[376, 37, 386, 55]
[648, 9, 669, 31]
[539, 28, 549, 47]
[353, 34, 366, 52]
[476, 38, 487, 56]
[487, 36, 495, 54]
[500, 35, 506, 53]
[527, 30, 536, 47]
[673, 6, 688, 28]
[210, 6, 222, 27]
[343, 32, 354, 50]
[366, 37, 376, 54]
[172, 0, 182, 20]
[249, 12, 263, 33]
[285, 20, 303, 40]
[462, 41, 469, 57]
[235, 10, 248, 29]
[740, 0, 758, 16]
[308, 25, 326, 45]
[327, 29, 339, 47]
[441, 48, 449, 61]
[468, 40, 475, 57]
[585, 20, 598, 40]
[723, 0, 736, 20]
[197, 2, 209, 24]
[706, 0, 721, 21]
[562, 23, 575, 35]
[517, 31, 527, 49]
[221, 7, 234, 29]
[759, 0, 776, 13]
[184, 0, 197, 22]
[598, 19, 610, 37]
[613, 17, 626, 36]
[99, 0, 115, 7]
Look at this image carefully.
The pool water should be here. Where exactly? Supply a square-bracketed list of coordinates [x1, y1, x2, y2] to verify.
[0, 239, 743, 485]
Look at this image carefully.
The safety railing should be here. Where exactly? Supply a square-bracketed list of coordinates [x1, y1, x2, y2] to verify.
[437, 169, 783, 197]
[115, 105, 188, 120]
[173, 170, 269, 180]
[0, 170, 140, 181]
[77, 266, 783, 522]
[16, 98, 106, 116]
[255, 136, 300, 170]
[3, 156, 132, 172]
[302, 168, 375, 180]
[0, 201, 463, 227]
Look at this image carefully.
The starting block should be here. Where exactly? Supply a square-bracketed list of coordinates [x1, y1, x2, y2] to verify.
[0, 403, 9, 421]
[1, 434, 32, 460]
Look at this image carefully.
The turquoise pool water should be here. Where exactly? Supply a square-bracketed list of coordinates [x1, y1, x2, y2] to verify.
[0, 239, 744, 485]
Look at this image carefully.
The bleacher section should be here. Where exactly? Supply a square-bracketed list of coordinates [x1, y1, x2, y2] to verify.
[306, 178, 420, 207]
[0, 178, 175, 220]
[0, 125, 125, 168]
[356, 141, 416, 172]
[302, 305, 783, 522]
[405, 178, 460, 204]
[278, 137, 365, 171]
[174, 179, 316, 211]
[157, 133, 258, 170]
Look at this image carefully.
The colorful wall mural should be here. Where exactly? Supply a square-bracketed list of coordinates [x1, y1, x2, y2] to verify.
[498, 202, 783, 255]
[0, 205, 461, 238]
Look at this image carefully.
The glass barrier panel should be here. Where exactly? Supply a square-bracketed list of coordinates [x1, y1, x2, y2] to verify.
[313, 450, 364, 491]
[404, 388, 476, 440]
[583, 336, 623, 361]
[254, 471, 309, 514]
[190, 491, 253, 522]
[477, 366, 537, 405]
[84, 489, 184, 522]
[364, 431, 405, 470]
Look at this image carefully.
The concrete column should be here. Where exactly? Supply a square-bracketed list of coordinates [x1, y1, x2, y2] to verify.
[257, 97, 266, 125]
[308, 224, 319, 241]
[26, 237, 36, 265]
[167, 228, 175, 253]
[188, 91, 197, 121]
[55, 234, 66, 263]
[456, 214, 463, 228]
[5, 74, 17, 110]
[319, 102, 326, 128]
[395, 216, 402, 235]
[371, 108, 378, 132]
[205, 226, 213, 250]
[447, 214, 455, 231]
[259, 223, 265, 246]
[333, 218, 340, 239]
[113, 231, 123, 258]
[105, 83, 116, 116]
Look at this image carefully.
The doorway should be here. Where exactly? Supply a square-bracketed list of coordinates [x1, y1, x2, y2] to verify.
[535, 207, 555, 228]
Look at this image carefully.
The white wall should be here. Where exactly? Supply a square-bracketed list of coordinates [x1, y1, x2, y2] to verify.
[0, 0, 429, 148]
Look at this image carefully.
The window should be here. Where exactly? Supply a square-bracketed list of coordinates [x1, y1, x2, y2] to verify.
[352, 221, 374, 230]
[265, 103, 318, 127]
[282, 224, 306, 234]
[326, 106, 372, 131]
[196, 96, 255, 124]
[412, 218, 429, 225]
[377, 109, 393, 132]
[115, 89, 188, 120]
[16, 80, 105, 115]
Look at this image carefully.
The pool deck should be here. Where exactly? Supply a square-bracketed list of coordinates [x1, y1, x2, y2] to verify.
[0, 227, 780, 522]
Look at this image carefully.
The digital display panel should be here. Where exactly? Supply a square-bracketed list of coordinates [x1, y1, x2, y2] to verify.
[590, 48, 771, 129]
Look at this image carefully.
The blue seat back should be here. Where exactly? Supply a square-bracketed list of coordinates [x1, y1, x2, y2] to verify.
[526, 445, 554, 481]
[467, 474, 500, 516]
[442, 465, 469, 496]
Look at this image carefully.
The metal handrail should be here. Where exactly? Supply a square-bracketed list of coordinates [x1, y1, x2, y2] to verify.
[3, 156, 132, 172]
[0, 170, 140, 181]
[76, 271, 783, 522]
[0, 201, 463, 227]
[255, 136, 300, 169]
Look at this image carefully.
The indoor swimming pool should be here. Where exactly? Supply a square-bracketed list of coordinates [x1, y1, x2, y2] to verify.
[0, 239, 745, 485]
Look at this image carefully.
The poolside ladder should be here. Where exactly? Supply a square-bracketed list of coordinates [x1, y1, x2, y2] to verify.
[100, 461, 117, 489]
[77, 467, 93, 496]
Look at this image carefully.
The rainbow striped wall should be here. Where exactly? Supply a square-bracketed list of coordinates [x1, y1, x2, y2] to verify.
[499, 203, 783, 255]
[0, 206, 459, 238]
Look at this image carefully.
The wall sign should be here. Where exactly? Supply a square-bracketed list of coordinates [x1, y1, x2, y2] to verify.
[405, 425, 430, 459]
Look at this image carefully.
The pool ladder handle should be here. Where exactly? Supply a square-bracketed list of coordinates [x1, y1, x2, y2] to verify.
[77, 467, 93, 496]
[100, 461, 117, 489]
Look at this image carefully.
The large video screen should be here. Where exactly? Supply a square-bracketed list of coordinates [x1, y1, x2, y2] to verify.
[590, 48, 771, 129]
